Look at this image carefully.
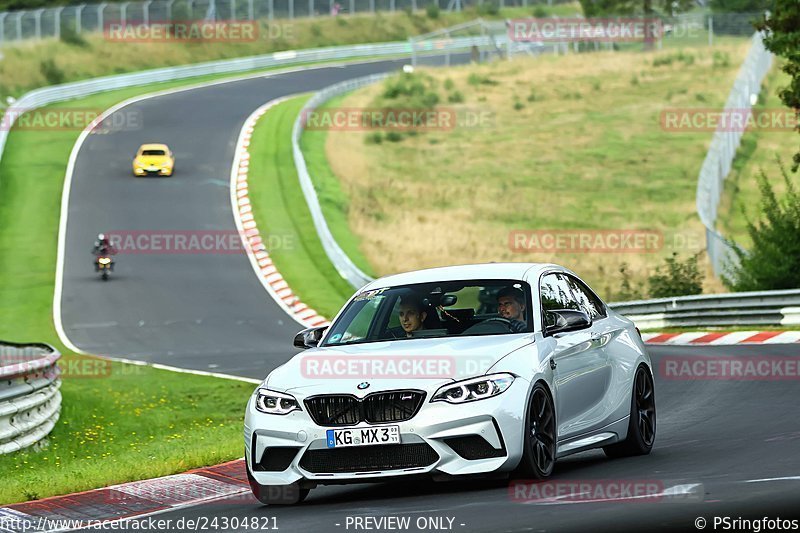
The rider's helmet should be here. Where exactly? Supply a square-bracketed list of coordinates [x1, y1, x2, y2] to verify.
[97, 233, 109, 245]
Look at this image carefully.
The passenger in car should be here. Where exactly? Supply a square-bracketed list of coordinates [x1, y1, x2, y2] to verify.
[496, 286, 528, 333]
[398, 296, 428, 337]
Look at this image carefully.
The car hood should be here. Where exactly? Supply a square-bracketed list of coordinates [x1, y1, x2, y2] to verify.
[265, 334, 534, 396]
[135, 156, 171, 166]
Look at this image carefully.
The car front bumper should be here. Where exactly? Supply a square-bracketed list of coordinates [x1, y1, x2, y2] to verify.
[244, 379, 530, 487]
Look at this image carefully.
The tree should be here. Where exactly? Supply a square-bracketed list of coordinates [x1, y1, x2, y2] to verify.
[723, 161, 800, 291]
[754, 1, 800, 171]
[579, 0, 693, 17]
[712, 0, 774, 12]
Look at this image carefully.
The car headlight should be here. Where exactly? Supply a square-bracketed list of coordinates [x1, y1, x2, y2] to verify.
[161, 161, 171, 167]
[254, 388, 300, 415]
[431, 373, 515, 404]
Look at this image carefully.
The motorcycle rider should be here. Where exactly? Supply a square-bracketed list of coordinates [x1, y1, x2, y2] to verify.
[92, 233, 117, 271]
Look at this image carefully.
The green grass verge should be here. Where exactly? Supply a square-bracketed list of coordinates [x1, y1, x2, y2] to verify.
[300, 94, 376, 278]
[0, 68, 354, 504]
[247, 95, 356, 318]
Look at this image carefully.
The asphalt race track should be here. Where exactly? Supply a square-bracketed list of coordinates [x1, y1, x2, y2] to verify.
[60, 56, 463, 379]
[101, 344, 800, 532]
[59, 57, 800, 531]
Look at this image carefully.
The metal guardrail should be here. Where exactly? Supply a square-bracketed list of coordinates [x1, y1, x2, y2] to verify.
[291, 35, 503, 290]
[0, 341, 62, 455]
[0, 40, 430, 169]
[609, 289, 800, 329]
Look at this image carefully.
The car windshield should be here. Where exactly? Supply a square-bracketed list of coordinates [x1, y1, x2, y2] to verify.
[322, 279, 533, 346]
[141, 149, 166, 156]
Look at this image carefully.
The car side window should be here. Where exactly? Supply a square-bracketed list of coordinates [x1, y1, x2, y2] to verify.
[564, 275, 607, 320]
[540, 273, 582, 328]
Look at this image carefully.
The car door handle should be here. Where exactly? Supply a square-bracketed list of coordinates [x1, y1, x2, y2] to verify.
[550, 358, 557, 370]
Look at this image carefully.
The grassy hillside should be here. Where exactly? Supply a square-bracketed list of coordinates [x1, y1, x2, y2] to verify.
[315, 41, 754, 299]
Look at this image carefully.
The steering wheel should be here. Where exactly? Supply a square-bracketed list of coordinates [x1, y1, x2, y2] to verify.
[480, 317, 514, 332]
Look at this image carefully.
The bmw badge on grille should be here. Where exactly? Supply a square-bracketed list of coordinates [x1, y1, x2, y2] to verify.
[357, 382, 370, 390]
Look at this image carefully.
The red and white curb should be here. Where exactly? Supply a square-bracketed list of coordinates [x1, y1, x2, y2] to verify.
[0, 460, 250, 532]
[642, 331, 800, 345]
[230, 97, 329, 329]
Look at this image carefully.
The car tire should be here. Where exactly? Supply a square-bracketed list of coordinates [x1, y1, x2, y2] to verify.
[603, 364, 656, 458]
[246, 466, 309, 505]
[515, 382, 556, 479]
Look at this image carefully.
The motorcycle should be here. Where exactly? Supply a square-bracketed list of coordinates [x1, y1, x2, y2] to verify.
[95, 256, 113, 281]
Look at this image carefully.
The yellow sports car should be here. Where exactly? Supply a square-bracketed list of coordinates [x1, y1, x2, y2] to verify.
[133, 143, 174, 177]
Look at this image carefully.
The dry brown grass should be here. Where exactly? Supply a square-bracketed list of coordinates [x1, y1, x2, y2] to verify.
[324, 42, 754, 298]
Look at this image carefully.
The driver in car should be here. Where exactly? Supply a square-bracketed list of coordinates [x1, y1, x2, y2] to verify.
[399, 296, 427, 337]
[496, 286, 529, 333]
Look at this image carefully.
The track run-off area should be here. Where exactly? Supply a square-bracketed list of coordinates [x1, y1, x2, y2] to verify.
[51, 56, 800, 532]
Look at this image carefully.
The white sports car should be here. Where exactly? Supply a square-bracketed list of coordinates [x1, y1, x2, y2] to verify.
[244, 263, 655, 504]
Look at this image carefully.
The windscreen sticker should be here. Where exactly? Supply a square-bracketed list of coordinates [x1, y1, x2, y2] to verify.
[353, 288, 388, 302]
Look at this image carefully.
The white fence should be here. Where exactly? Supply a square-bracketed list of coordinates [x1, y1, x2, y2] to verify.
[696, 31, 773, 278]
[0, 342, 61, 455]
[0, 0, 575, 45]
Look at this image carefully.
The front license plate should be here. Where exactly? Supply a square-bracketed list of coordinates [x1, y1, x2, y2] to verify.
[326, 425, 400, 448]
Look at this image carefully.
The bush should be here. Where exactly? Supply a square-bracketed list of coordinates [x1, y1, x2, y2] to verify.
[40, 59, 65, 85]
[532, 6, 548, 17]
[364, 132, 383, 145]
[527, 88, 538, 102]
[443, 78, 454, 91]
[724, 160, 800, 290]
[385, 131, 404, 142]
[425, 3, 440, 19]
[652, 50, 695, 67]
[513, 100, 524, 111]
[712, 50, 731, 68]
[467, 73, 498, 86]
[648, 253, 704, 298]
[59, 25, 89, 47]
[476, 1, 499, 16]
[614, 263, 645, 301]
[447, 90, 464, 103]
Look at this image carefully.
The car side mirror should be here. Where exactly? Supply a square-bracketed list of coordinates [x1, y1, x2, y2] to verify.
[293, 326, 327, 349]
[545, 309, 592, 335]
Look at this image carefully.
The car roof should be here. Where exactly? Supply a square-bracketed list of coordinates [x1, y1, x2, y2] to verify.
[361, 263, 569, 290]
[138, 143, 169, 151]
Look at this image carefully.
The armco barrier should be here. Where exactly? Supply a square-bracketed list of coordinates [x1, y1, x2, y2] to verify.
[608, 289, 800, 329]
[0, 34, 500, 171]
[0, 341, 61, 455]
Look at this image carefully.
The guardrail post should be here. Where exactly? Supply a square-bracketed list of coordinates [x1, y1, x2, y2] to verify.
[268, 0, 274, 20]
[15, 11, 22, 41]
[97, 3, 107, 31]
[144, 0, 152, 24]
[390, 0, 395, 11]
[34, 9, 44, 39]
[75, 4, 84, 33]
[309, 0, 314, 16]
[369, 0, 374, 13]
[289, 0, 295, 18]
[230, 0, 236, 20]
[53, 6, 64, 38]
[349, 0, 354, 14]
[120, 2, 129, 26]
[708, 15, 713, 47]
[0, 13, 7, 44]
[411, 0, 416, 10]
[188, 0, 195, 19]
[166, 0, 174, 21]
[247, 0, 254, 20]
